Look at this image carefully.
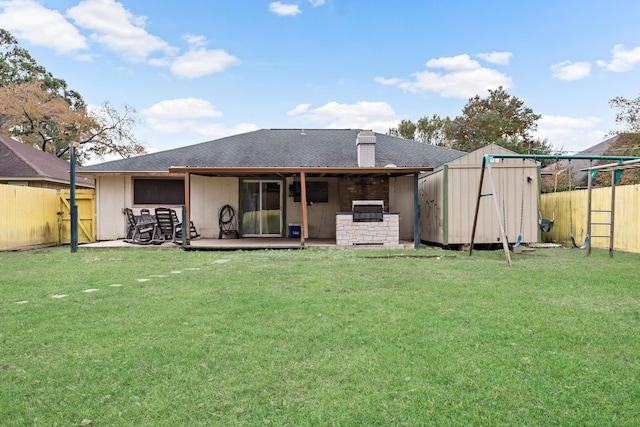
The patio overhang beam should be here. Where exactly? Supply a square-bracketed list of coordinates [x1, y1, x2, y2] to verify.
[168, 166, 431, 177]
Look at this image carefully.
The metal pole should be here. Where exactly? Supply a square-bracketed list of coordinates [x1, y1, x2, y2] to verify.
[609, 170, 616, 258]
[586, 165, 593, 256]
[414, 173, 420, 249]
[70, 142, 78, 253]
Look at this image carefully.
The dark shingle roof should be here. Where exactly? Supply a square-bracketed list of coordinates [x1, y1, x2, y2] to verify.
[0, 134, 93, 187]
[79, 129, 466, 172]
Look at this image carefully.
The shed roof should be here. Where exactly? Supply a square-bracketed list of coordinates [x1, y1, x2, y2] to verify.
[0, 134, 94, 187]
[78, 129, 466, 174]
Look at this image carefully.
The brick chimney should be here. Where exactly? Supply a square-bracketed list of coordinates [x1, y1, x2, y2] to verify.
[356, 130, 376, 167]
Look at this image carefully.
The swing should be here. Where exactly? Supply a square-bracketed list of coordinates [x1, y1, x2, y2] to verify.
[568, 162, 589, 249]
[538, 165, 558, 232]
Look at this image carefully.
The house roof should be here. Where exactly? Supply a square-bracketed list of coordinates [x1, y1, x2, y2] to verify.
[78, 129, 466, 175]
[551, 133, 639, 184]
[0, 134, 94, 187]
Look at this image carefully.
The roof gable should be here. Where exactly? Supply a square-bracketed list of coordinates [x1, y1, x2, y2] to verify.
[447, 143, 538, 167]
[79, 129, 466, 173]
[0, 134, 93, 186]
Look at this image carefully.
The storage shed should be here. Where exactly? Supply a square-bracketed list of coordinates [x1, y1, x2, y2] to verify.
[419, 144, 540, 247]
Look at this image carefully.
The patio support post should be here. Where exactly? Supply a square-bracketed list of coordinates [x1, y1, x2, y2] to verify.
[184, 172, 191, 246]
[414, 173, 420, 249]
[300, 172, 308, 246]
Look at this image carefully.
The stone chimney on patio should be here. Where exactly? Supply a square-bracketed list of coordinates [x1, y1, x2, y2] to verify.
[356, 130, 376, 167]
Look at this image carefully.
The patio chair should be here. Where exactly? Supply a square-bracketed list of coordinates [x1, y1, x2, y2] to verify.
[170, 208, 200, 242]
[218, 204, 239, 239]
[154, 207, 176, 241]
[124, 208, 163, 245]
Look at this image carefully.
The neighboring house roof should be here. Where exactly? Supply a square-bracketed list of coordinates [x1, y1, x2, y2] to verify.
[0, 134, 94, 187]
[78, 129, 466, 173]
[550, 133, 639, 185]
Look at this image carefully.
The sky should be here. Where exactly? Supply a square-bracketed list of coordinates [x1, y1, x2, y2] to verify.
[1, 0, 639, 161]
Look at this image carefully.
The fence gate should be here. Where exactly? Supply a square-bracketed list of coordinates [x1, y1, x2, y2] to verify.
[59, 189, 96, 244]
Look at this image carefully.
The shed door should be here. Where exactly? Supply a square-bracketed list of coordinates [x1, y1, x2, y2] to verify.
[240, 180, 282, 236]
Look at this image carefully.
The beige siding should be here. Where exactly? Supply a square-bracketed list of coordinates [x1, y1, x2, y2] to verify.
[95, 175, 128, 240]
[94, 175, 240, 240]
[419, 169, 444, 243]
[190, 175, 238, 238]
[389, 175, 415, 240]
[420, 144, 540, 246]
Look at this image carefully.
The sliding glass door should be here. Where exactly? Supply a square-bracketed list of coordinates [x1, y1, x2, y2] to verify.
[240, 180, 282, 236]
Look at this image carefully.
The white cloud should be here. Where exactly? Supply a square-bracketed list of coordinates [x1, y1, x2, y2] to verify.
[375, 54, 512, 99]
[66, 0, 175, 63]
[287, 101, 399, 132]
[141, 98, 257, 138]
[535, 115, 604, 152]
[0, 0, 88, 55]
[309, 0, 325, 6]
[170, 48, 239, 78]
[551, 60, 591, 81]
[597, 44, 640, 72]
[269, 2, 301, 16]
[184, 34, 207, 48]
[476, 51, 513, 65]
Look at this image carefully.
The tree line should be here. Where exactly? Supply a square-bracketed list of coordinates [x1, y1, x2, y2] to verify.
[387, 86, 640, 187]
[0, 29, 144, 164]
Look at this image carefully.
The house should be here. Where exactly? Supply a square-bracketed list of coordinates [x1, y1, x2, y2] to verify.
[78, 129, 465, 246]
[0, 134, 94, 189]
[545, 133, 640, 189]
[419, 144, 541, 248]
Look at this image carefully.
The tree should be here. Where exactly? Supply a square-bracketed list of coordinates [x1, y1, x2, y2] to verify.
[388, 115, 453, 146]
[609, 94, 640, 132]
[0, 29, 83, 109]
[0, 29, 145, 163]
[447, 86, 552, 155]
[388, 119, 417, 140]
[590, 95, 640, 186]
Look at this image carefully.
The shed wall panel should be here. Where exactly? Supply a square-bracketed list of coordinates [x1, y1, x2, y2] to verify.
[419, 170, 445, 244]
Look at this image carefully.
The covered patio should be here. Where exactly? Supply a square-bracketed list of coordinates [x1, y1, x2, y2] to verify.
[168, 166, 428, 249]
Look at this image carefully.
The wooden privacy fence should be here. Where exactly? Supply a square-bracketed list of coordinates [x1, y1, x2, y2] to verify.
[0, 185, 95, 251]
[540, 183, 640, 253]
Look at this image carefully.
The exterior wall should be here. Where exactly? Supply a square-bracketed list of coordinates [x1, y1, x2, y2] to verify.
[93, 173, 421, 242]
[420, 145, 540, 246]
[285, 177, 340, 239]
[190, 175, 238, 238]
[95, 175, 240, 240]
[419, 168, 445, 244]
[95, 175, 129, 240]
[389, 175, 416, 240]
[336, 213, 399, 246]
[0, 184, 60, 250]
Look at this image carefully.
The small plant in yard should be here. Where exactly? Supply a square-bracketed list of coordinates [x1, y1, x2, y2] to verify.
[1, 247, 639, 425]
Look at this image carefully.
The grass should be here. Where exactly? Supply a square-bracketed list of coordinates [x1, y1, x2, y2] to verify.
[1, 246, 639, 426]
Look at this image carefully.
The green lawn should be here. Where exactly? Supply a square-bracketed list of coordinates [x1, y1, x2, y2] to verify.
[1, 246, 639, 426]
